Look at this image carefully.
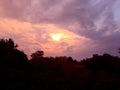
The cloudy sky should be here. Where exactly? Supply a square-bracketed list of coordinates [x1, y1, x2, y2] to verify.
[0, 0, 120, 60]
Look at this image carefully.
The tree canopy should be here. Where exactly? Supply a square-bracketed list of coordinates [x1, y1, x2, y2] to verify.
[0, 38, 120, 90]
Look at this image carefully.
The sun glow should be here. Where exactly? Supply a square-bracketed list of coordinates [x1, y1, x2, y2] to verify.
[51, 33, 62, 41]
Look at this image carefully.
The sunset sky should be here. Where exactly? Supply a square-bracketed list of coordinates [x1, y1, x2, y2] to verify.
[0, 0, 120, 60]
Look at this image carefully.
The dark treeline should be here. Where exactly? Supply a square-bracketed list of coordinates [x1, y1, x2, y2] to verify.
[0, 38, 120, 90]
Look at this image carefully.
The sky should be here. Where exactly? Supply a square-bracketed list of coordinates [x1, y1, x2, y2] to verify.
[0, 0, 120, 60]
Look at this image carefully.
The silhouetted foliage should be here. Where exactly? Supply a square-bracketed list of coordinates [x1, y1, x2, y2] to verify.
[31, 50, 44, 59]
[0, 38, 28, 67]
[0, 38, 120, 90]
[67, 56, 74, 63]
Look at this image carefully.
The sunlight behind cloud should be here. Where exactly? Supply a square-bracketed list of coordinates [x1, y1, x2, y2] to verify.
[50, 32, 72, 42]
[50, 33, 62, 41]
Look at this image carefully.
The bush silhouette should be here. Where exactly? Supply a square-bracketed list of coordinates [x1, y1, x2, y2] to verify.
[31, 50, 44, 59]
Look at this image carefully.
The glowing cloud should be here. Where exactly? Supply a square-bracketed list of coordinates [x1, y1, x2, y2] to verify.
[50, 33, 62, 41]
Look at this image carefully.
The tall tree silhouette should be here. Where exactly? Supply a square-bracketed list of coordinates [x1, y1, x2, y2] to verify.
[0, 38, 28, 66]
[0, 39, 16, 60]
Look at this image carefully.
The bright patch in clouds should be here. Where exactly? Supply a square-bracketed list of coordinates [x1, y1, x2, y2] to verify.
[51, 33, 62, 41]
[50, 32, 71, 42]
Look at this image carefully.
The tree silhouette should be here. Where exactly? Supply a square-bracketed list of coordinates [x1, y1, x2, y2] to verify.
[0, 38, 120, 90]
[67, 57, 74, 63]
[31, 50, 44, 59]
[0, 38, 28, 66]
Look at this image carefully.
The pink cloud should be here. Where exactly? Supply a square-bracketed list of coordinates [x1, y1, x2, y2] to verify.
[0, 0, 120, 60]
[0, 18, 91, 59]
